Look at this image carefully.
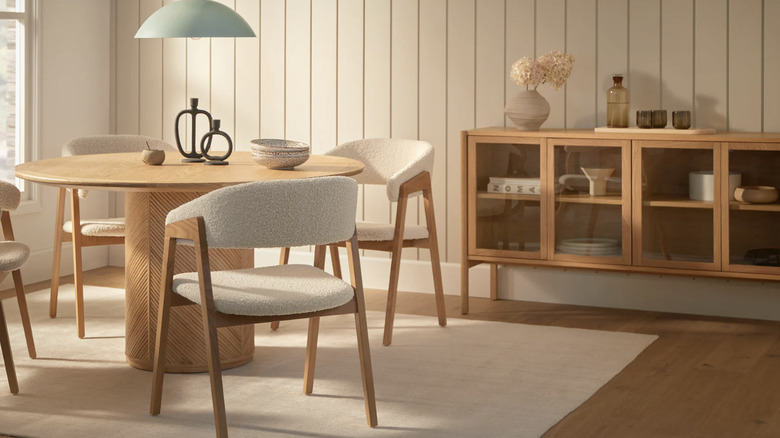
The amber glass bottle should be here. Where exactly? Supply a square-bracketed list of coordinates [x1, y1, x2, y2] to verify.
[606, 75, 629, 128]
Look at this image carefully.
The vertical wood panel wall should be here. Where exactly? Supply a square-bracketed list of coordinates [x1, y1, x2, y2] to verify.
[115, 0, 780, 265]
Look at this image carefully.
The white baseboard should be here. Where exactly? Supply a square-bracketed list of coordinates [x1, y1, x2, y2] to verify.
[255, 248, 780, 322]
[40, 246, 780, 322]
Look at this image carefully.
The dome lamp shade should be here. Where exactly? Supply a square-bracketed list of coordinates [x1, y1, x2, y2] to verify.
[135, 0, 256, 39]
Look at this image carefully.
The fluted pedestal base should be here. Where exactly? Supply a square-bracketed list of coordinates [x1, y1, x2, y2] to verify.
[124, 191, 255, 373]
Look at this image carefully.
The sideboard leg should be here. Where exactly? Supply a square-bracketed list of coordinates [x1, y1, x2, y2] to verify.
[490, 264, 498, 301]
[460, 262, 469, 315]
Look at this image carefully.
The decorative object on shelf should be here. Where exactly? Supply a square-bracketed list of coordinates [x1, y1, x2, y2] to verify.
[734, 186, 779, 204]
[636, 110, 652, 129]
[673, 111, 692, 129]
[506, 50, 574, 131]
[688, 171, 742, 201]
[141, 141, 165, 166]
[250, 139, 310, 169]
[557, 238, 620, 256]
[652, 110, 667, 128]
[559, 173, 622, 194]
[594, 126, 716, 134]
[135, 0, 256, 161]
[504, 91, 551, 131]
[744, 248, 780, 267]
[201, 120, 233, 165]
[487, 177, 541, 195]
[607, 74, 630, 128]
[580, 167, 615, 196]
[173, 98, 213, 163]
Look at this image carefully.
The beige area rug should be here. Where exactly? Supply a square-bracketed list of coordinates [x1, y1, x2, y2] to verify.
[0, 286, 656, 438]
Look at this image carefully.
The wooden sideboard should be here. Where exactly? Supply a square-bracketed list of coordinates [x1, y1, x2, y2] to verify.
[460, 128, 780, 314]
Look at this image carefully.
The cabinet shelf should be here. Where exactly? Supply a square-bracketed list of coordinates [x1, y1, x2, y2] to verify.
[477, 191, 541, 201]
[555, 193, 623, 205]
[643, 196, 713, 209]
[729, 201, 780, 212]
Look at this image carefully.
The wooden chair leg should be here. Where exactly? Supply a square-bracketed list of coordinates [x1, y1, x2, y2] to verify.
[194, 230, 228, 438]
[383, 195, 409, 347]
[384, 242, 403, 346]
[329, 245, 342, 279]
[50, 188, 66, 318]
[422, 184, 447, 327]
[12, 270, 36, 358]
[2, 210, 36, 359]
[303, 317, 320, 395]
[270, 248, 291, 331]
[346, 235, 377, 427]
[151, 235, 177, 416]
[70, 191, 86, 338]
[0, 298, 19, 394]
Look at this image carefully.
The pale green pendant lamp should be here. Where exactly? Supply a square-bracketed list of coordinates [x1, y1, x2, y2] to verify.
[135, 0, 256, 39]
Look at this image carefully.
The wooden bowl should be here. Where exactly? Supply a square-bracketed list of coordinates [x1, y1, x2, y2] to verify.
[734, 186, 779, 204]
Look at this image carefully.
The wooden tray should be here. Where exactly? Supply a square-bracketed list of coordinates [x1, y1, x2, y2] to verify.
[595, 126, 716, 135]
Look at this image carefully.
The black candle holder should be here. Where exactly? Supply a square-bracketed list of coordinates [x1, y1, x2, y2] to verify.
[174, 97, 213, 163]
[202, 119, 233, 165]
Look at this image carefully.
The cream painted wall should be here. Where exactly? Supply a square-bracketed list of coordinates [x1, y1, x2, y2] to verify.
[112, 0, 780, 320]
[2, 0, 113, 289]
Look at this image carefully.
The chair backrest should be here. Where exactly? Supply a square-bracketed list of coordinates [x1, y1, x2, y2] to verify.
[166, 176, 358, 249]
[0, 180, 21, 212]
[62, 135, 175, 157]
[326, 138, 434, 202]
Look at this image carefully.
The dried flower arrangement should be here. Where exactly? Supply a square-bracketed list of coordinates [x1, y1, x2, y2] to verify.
[510, 50, 574, 91]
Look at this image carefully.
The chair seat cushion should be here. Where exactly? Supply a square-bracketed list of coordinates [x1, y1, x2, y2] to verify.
[0, 241, 30, 272]
[172, 264, 354, 317]
[356, 222, 429, 242]
[63, 217, 125, 237]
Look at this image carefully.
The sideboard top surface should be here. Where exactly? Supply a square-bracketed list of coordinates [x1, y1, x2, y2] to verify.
[466, 127, 780, 143]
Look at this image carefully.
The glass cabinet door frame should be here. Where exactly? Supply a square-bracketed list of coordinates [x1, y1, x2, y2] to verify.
[466, 135, 548, 259]
[722, 142, 780, 275]
[547, 138, 632, 265]
[632, 140, 722, 271]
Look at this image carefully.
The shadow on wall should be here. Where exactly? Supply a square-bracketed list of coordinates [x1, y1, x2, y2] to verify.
[695, 95, 727, 130]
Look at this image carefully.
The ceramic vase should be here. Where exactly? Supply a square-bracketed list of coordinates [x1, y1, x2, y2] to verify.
[505, 90, 550, 131]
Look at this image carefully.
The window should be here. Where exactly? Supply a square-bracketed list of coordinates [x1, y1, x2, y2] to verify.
[0, 0, 32, 192]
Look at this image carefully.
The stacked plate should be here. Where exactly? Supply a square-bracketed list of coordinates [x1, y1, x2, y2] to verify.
[250, 139, 310, 169]
[557, 238, 620, 256]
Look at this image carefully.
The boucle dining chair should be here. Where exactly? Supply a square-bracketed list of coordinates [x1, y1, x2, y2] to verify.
[279, 138, 447, 346]
[150, 176, 377, 437]
[50, 135, 174, 338]
[0, 180, 35, 393]
[0, 180, 35, 360]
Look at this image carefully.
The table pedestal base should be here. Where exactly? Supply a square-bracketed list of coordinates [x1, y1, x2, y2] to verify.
[124, 191, 255, 372]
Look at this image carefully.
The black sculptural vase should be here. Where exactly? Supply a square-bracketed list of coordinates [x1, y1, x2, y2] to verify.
[174, 97, 213, 163]
[202, 119, 233, 165]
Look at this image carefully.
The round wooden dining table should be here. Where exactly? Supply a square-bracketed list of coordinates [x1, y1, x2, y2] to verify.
[16, 151, 364, 372]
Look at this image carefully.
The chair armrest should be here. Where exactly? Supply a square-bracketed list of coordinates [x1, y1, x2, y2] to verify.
[397, 171, 431, 199]
[165, 216, 207, 242]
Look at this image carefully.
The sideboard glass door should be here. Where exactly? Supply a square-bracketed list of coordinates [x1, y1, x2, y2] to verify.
[725, 143, 780, 275]
[467, 136, 546, 259]
[634, 141, 720, 270]
[549, 139, 631, 265]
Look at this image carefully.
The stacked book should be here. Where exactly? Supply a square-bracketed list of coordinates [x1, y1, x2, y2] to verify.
[487, 177, 541, 195]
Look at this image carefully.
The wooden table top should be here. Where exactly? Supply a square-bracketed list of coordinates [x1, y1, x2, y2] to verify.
[15, 151, 364, 192]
